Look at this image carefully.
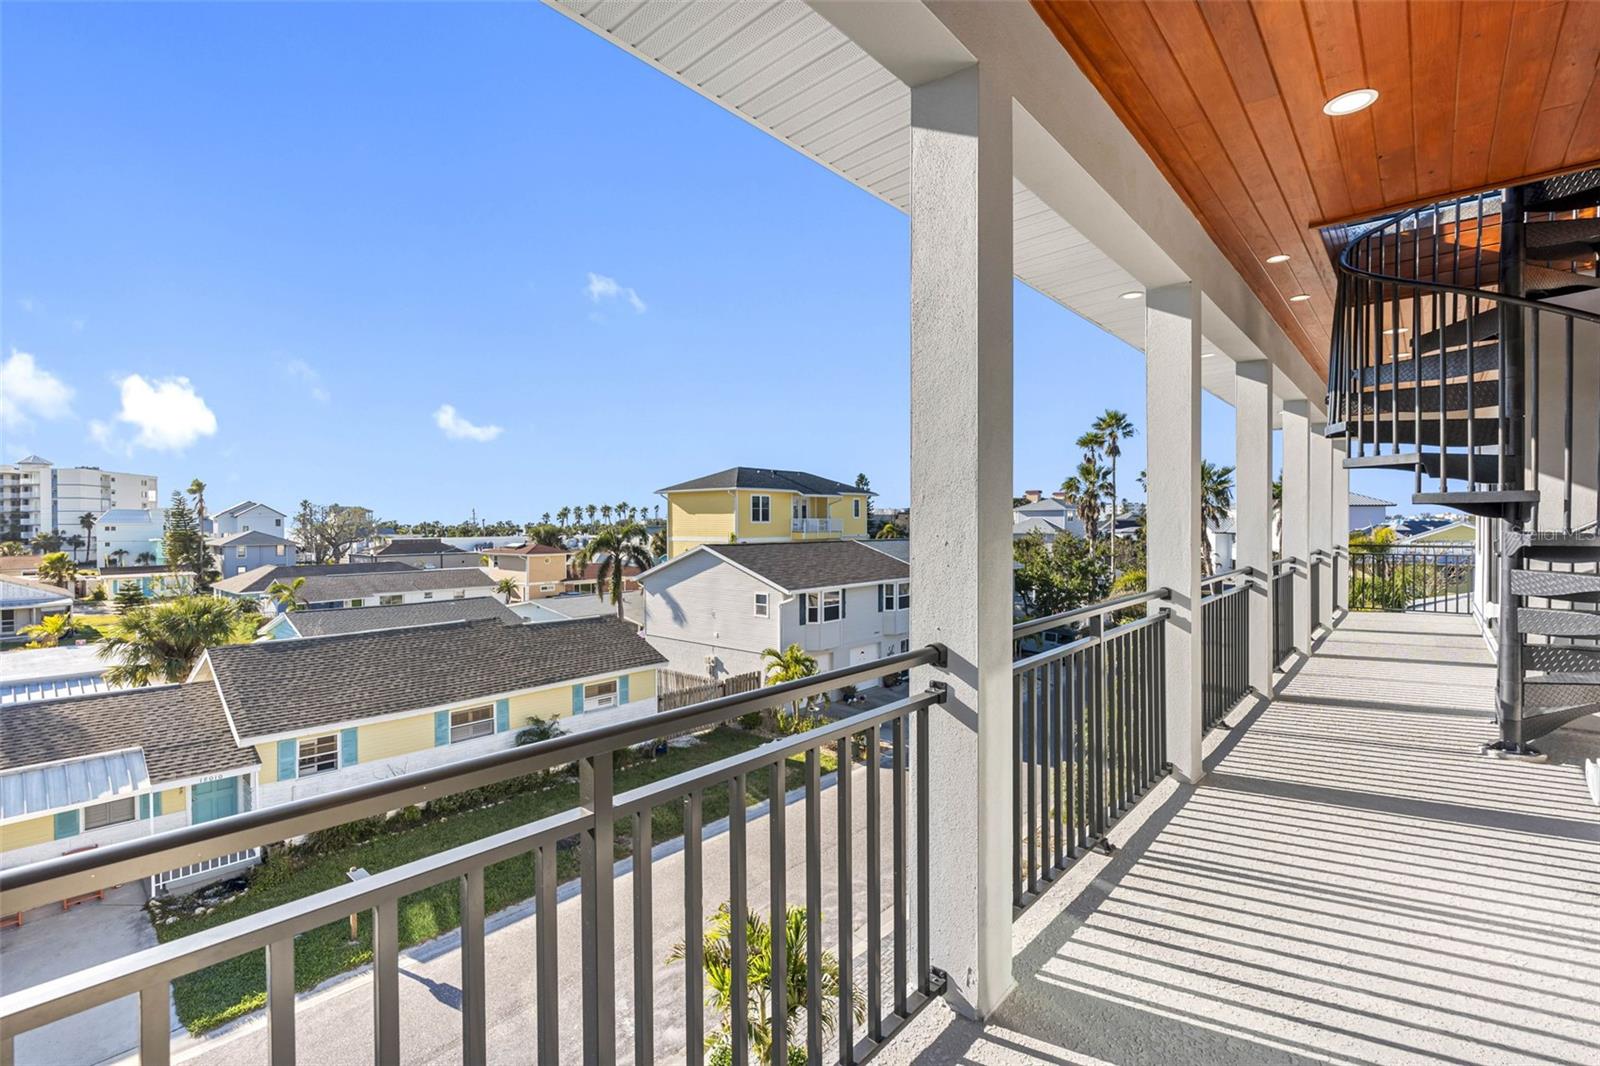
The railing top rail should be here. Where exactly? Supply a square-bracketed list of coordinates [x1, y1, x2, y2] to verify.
[0, 644, 943, 909]
[1201, 566, 1258, 588]
[0, 688, 943, 1035]
[1011, 587, 1172, 640]
[1011, 608, 1169, 672]
[1338, 196, 1600, 327]
[1272, 556, 1303, 573]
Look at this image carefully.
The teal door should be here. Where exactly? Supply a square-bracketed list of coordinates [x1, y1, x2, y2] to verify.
[191, 778, 239, 824]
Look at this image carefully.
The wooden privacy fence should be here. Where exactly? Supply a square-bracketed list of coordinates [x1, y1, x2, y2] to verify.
[656, 669, 762, 713]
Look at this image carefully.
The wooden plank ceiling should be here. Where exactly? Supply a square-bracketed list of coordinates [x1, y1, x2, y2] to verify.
[1033, 0, 1600, 378]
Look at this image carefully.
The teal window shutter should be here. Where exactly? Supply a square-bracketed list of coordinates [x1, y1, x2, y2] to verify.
[277, 739, 298, 781]
[153, 791, 163, 817]
[54, 810, 80, 840]
[572, 684, 585, 715]
[435, 710, 451, 746]
[618, 675, 630, 704]
[340, 727, 358, 767]
[495, 698, 510, 733]
[139, 794, 150, 819]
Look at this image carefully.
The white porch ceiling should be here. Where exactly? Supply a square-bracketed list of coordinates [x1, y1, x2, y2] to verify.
[550, 0, 1270, 407]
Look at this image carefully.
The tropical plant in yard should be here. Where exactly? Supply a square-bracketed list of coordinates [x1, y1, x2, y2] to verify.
[64, 534, 86, 563]
[29, 530, 63, 554]
[760, 643, 824, 729]
[78, 512, 97, 559]
[114, 581, 148, 613]
[600, 504, 614, 525]
[668, 903, 861, 1065]
[37, 551, 77, 588]
[525, 523, 565, 548]
[98, 596, 257, 686]
[20, 613, 73, 649]
[134, 551, 155, 566]
[495, 577, 519, 603]
[0, 541, 26, 556]
[1061, 455, 1112, 548]
[188, 479, 209, 534]
[649, 528, 667, 560]
[1199, 460, 1235, 578]
[109, 548, 130, 567]
[874, 522, 901, 539]
[556, 506, 571, 530]
[267, 576, 309, 612]
[1092, 410, 1135, 579]
[570, 522, 653, 620]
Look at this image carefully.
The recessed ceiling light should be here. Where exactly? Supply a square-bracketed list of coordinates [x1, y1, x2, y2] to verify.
[1289, 293, 1311, 302]
[1119, 290, 1143, 300]
[1265, 253, 1291, 264]
[1323, 88, 1379, 116]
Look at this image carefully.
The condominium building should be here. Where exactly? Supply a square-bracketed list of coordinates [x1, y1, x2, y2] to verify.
[0, 455, 158, 547]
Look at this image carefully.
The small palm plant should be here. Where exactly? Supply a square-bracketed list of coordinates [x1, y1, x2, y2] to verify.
[761, 643, 825, 732]
[267, 576, 308, 612]
[668, 903, 862, 1065]
[20, 613, 73, 649]
[495, 577, 519, 603]
[37, 551, 77, 588]
[98, 596, 257, 686]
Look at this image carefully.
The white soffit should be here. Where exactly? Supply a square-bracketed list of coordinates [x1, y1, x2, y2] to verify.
[550, 0, 1180, 361]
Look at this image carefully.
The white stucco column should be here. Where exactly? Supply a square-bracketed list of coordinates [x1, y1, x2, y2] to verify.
[908, 63, 1015, 1019]
[1331, 438, 1350, 611]
[1281, 401, 1313, 652]
[1235, 361, 1274, 695]
[1310, 427, 1333, 628]
[1145, 282, 1204, 784]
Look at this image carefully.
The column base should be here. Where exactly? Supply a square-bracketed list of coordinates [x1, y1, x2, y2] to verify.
[1480, 740, 1548, 763]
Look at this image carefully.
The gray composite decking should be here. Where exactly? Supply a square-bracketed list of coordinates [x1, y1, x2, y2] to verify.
[884, 611, 1600, 1065]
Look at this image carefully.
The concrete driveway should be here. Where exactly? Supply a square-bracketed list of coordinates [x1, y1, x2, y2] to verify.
[0, 884, 173, 1066]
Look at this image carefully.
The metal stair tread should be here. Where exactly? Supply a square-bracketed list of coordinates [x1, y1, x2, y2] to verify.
[1525, 644, 1600, 672]
[1516, 607, 1600, 638]
[1358, 348, 1492, 388]
[1524, 672, 1600, 687]
[1525, 217, 1600, 259]
[1509, 570, 1600, 597]
[1413, 310, 1501, 356]
[1523, 263, 1600, 295]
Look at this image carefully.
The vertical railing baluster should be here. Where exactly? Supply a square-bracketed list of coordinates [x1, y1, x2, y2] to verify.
[1065, 650, 1078, 858]
[460, 867, 487, 1066]
[835, 736, 855, 1062]
[1091, 613, 1106, 839]
[1052, 657, 1065, 870]
[682, 794, 704, 1066]
[632, 809, 654, 1066]
[1564, 317, 1575, 533]
[1531, 313, 1541, 533]
[536, 841, 559, 1066]
[730, 773, 749, 1066]
[579, 752, 616, 1066]
[1025, 666, 1037, 896]
[267, 938, 295, 1065]
[1011, 671, 1022, 907]
[769, 760, 788, 1066]
[805, 748, 823, 1063]
[891, 715, 908, 1017]
[141, 982, 171, 1066]
[916, 705, 931, 994]
[866, 728, 883, 1041]
[373, 899, 400, 1066]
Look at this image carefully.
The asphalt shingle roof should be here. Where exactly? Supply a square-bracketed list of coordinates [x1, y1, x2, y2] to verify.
[208, 529, 296, 547]
[0, 683, 258, 782]
[212, 561, 436, 595]
[206, 617, 666, 739]
[699, 540, 908, 592]
[657, 467, 867, 497]
[275, 597, 522, 637]
[369, 538, 476, 556]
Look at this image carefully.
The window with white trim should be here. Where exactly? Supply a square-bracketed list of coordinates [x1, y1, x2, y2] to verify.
[379, 594, 403, 605]
[895, 581, 909, 610]
[806, 589, 842, 623]
[853, 498, 861, 519]
[83, 796, 136, 830]
[584, 679, 619, 711]
[235, 546, 247, 558]
[750, 494, 771, 523]
[753, 592, 769, 618]
[297, 735, 340, 776]
[276, 544, 286, 557]
[450, 705, 495, 743]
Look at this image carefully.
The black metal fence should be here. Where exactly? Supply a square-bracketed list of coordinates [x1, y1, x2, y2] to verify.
[1201, 570, 1252, 731]
[1010, 589, 1171, 912]
[1349, 542, 1475, 614]
[1272, 559, 1298, 666]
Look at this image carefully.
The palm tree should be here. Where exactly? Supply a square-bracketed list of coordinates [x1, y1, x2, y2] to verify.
[0, 541, 27, 556]
[78, 512, 97, 560]
[1092, 410, 1136, 579]
[761, 642, 821, 727]
[134, 550, 155, 566]
[64, 533, 86, 563]
[556, 506, 571, 530]
[585, 504, 598, 527]
[1061, 457, 1111, 548]
[267, 576, 309, 612]
[495, 577, 519, 603]
[600, 504, 614, 525]
[29, 530, 63, 554]
[649, 528, 667, 560]
[526, 524, 565, 548]
[570, 522, 653, 620]
[540, 511, 551, 525]
[20, 613, 73, 649]
[1199, 460, 1235, 578]
[98, 596, 256, 686]
[188, 478, 208, 534]
[668, 903, 859, 1064]
[37, 551, 76, 588]
[616, 501, 629, 525]
[108, 548, 130, 568]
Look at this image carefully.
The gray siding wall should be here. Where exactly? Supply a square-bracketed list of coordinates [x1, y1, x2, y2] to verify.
[642, 552, 781, 678]
[781, 584, 907, 675]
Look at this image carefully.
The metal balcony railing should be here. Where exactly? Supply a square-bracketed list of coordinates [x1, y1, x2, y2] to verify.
[791, 517, 842, 534]
[1010, 588, 1172, 912]
[0, 647, 948, 1066]
[1272, 558, 1300, 666]
[1201, 568, 1255, 732]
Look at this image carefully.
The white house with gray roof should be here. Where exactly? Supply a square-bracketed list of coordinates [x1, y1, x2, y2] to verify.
[209, 500, 287, 538]
[213, 562, 495, 611]
[639, 539, 910, 685]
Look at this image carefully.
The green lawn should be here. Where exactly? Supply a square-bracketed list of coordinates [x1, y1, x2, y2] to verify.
[158, 726, 836, 1034]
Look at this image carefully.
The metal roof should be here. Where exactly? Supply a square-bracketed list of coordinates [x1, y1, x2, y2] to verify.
[0, 674, 113, 706]
[0, 748, 150, 821]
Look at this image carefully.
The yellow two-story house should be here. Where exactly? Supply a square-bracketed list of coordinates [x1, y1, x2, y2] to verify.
[658, 467, 871, 558]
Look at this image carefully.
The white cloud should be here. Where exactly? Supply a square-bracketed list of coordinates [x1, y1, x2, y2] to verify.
[0, 350, 74, 431]
[102, 374, 218, 451]
[284, 358, 331, 403]
[433, 404, 502, 443]
[585, 272, 647, 314]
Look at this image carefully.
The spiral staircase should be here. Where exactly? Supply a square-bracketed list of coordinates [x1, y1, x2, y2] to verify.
[1324, 170, 1600, 757]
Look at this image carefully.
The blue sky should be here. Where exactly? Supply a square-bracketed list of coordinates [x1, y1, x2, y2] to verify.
[2, 2, 1398, 521]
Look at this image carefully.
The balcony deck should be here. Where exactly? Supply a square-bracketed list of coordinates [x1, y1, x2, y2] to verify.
[884, 611, 1600, 1065]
